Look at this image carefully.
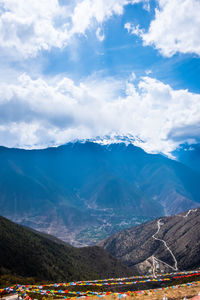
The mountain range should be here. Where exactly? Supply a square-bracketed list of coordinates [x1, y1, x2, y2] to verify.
[98, 208, 200, 274]
[0, 141, 200, 245]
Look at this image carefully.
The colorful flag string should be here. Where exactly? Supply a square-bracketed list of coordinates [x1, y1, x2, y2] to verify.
[1, 269, 200, 299]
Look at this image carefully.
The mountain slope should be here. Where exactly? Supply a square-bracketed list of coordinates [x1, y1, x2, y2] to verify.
[0, 142, 200, 245]
[0, 216, 133, 282]
[98, 208, 200, 273]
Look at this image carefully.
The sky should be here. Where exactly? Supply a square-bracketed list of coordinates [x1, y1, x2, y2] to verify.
[0, 0, 200, 155]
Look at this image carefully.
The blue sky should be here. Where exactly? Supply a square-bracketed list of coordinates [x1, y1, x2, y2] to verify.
[40, 1, 200, 93]
[0, 0, 200, 155]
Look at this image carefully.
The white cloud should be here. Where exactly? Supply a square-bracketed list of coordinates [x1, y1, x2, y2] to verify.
[0, 72, 200, 155]
[142, 1, 150, 12]
[71, 0, 144, 34]
[145, 69, 152, 75]
[96, 27, 105, 42]
[125, 0, 200, 57]
[129, 72, 136, 81]
[0, 0, 145, 58]
[125, 23, 144, 36]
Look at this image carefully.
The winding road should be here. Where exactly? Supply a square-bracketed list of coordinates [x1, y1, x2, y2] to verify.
[151, 209, 197, 276]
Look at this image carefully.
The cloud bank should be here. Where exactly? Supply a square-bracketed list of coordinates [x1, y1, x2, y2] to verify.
[0, 73, 200, 155]
[4, 0, 197, 59]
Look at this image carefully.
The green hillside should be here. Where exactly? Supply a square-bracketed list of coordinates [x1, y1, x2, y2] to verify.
[0, 216, 133, 287]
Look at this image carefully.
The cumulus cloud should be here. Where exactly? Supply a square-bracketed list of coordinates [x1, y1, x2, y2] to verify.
[71, 0, 144, 34]
[0, 72, 200, 155]
[125, 23, 144, 36]
[0, 0, 71, 58]
[0, 0, 145, 58]
[125, 0, 200, 57]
